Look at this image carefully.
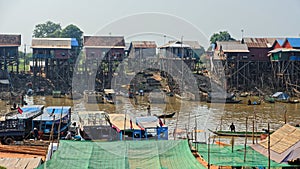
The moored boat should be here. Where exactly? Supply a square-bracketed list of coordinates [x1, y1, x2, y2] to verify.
[156, 112, 176, 118]
[208, 129, 268, 137]
[207, 98, 242, 104]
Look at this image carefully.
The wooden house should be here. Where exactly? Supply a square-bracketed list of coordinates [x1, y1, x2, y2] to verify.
[269, 38, 300, 61]
[0, 34, 21, 75]
[242, 37, 277, 61]
[83, 36, 125, 61]
[213, 41, 249, 61]
[31, 38, 79, 90]
[159, 40, 202, 59]
[128, 41, 157, 59]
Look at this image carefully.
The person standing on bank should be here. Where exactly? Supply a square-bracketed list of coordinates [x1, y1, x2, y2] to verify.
[230, 123, 236, 132]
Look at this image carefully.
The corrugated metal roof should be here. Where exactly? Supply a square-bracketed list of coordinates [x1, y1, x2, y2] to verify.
[7, 105, 44, 120]
[216, 41, 249, 52]
[158, 41, 191, 48]
[33, 106, 71, 121]
[269, 48, 300, 53]
[164, 40, 202, 49]
[276, 39, 285, 46]
[131, 41, 157, 48]
[286, 38, 300, 48]
[83, 36, 125, 48]
[31, 38, 73, 49]
[0, 34, 21, 47]
[243, 37, 277, 48]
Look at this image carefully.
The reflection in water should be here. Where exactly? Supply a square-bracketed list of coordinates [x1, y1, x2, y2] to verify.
[1, 95, 299, 144]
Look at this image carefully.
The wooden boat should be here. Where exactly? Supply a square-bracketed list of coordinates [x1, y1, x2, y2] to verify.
[156, 112, 176, 118]
[240, 92, 249, 97]
[208, 129, 266, 137]
[288, 98, 299, 104]
[265, 97, 275, 103]
[207, 98, 242, 104]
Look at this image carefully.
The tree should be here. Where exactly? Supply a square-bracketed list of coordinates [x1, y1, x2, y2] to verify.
[32, 21, 83, 47]
[33, 21, 61, 38]
[210, 31, 235, 44]
[60, 24, 83, 47]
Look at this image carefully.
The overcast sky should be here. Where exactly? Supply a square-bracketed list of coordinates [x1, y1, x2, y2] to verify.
[1, 0, 300, 50]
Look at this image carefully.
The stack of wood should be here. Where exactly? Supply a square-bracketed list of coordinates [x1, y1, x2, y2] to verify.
[0, 143, 49, 161]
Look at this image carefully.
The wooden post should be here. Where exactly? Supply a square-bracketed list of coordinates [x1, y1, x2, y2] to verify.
[194, 115, 197, 142]
[268, 123, 270, 169]
[57, 106, 64, 147]
[231, 136, 234, 153]
[284, 108, 287, 124]
[123, 111, 126, 141]
[252, 118, 254, 144]
[244, 117, 248, 162]
[49, 115, 55, 159]
[208, 133, 210, 169]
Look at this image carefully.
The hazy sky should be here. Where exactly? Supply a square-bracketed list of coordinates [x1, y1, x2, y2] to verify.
[1, 0, 300, 50]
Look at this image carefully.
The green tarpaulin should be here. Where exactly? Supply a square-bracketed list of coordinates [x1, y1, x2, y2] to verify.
[195, 143, 293, 167]
[39, 140, 205, 169]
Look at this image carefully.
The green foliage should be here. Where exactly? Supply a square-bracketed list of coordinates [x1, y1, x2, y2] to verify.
[210, 31, 235, 44]
[32, 21, 83, 47]
[33, 21, 61, 38]
[60, 24, 83, 47]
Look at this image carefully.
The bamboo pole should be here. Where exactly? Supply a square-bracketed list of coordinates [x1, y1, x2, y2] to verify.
[244, 117, 248, 162]
[49, 115, 55, 159]
[252, 118, 254, 144]
[208, 133, 210, 169]
[57, 106, 63, 147]
[268, 123, 270, 169]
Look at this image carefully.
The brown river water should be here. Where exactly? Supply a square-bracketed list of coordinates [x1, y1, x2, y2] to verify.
[1, 94, 299, 144]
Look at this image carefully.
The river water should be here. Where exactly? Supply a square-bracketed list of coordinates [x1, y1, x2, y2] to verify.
[1, 94, 299, 144]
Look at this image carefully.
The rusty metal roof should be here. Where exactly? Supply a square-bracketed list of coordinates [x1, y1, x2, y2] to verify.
[131, 41, 157, 48]
[31, 38, 72, 49]
[0, 34, 21, 47]
[243, 37, 277, 48]
[83, 36, 125, 48]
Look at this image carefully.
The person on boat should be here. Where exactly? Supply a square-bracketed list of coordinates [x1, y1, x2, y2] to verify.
[33, 127, 39, 140]
[65, 131, 72, 140]
[230, 123, 236, 132]
[13, 103, 17, 109]
[147, 104, 151, 116]
[248, 99, 252, 105]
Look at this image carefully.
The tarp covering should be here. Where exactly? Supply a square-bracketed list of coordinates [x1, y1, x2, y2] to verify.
[7, 105, 44, 119]
[272, 92, 289, 100]
[195, 143, 291, 167]
[136, 116, 161, 129]
[38, 140, 205, 169]
[33, 106, 71, 121]
[108, 114, 140, 131]
[251, 124, 300, 163]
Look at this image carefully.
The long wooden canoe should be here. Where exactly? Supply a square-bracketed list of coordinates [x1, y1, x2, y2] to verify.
[208, 129, 267, 137]
[156, 112, 176, 118]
